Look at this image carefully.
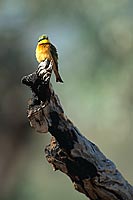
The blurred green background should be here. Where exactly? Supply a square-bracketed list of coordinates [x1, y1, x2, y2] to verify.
[0, 0, 133, 199]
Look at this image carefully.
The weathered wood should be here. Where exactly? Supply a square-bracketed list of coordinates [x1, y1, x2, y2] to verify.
[22, 60, 133, 200]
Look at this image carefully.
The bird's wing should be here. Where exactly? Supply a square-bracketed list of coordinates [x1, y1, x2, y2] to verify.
[50, 44, 58, 69]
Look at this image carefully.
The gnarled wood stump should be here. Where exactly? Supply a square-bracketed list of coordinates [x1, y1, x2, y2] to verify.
[22, 60, 133, 200]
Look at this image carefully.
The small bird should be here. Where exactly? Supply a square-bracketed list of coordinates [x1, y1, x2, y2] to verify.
[36, 34, 63, 83]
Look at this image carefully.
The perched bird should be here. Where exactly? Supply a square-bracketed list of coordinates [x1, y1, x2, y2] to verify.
[36, 34, 63, 83]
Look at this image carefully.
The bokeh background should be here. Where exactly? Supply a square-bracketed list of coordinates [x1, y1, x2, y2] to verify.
[0, 0, 133, 199]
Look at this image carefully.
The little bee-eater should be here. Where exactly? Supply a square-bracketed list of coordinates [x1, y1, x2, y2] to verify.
[36, 34, 63, 83]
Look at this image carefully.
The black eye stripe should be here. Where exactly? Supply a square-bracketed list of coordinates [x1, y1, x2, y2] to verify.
[38, 38, 43, 42]
[38, 37, 48, 42]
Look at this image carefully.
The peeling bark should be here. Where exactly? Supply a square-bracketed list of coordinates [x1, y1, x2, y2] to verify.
[22, 60, 133, 200]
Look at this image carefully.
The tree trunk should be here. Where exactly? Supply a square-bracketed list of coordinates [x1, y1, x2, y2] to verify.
[22, 60, 133, 200]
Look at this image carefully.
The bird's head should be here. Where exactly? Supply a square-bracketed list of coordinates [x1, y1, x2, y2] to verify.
[38, 34, 50, 44]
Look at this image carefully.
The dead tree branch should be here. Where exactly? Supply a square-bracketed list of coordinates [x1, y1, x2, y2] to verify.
[22, 60, 133, 200]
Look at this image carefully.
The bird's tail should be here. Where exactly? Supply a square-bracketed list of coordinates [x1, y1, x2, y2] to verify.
[50, 57, 64, 83]
[56, 73, 64, 83]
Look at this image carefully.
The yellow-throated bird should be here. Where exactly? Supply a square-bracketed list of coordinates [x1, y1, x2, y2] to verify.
[36, 34, 63, 83]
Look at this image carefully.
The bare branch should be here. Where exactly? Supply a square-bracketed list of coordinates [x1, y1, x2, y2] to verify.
[22, 60, 133, 200]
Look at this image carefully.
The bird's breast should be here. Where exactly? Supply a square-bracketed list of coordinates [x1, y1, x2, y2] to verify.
[36, 44, 51, 63]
